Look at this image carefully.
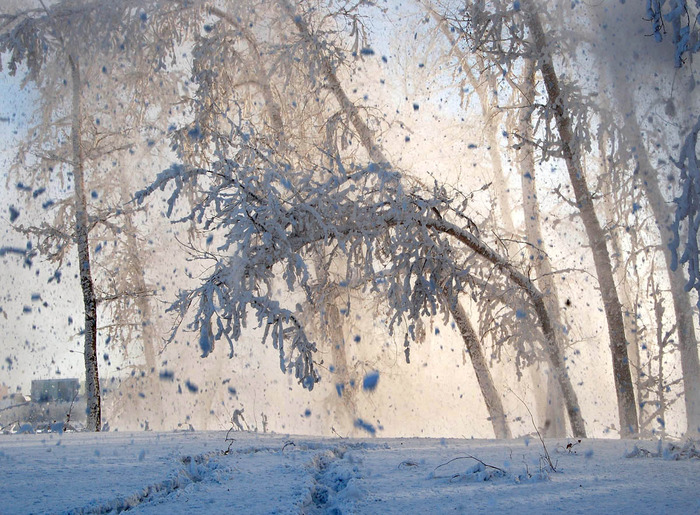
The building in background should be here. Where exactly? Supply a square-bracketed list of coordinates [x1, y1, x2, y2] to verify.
[30, 378, 80, 403]
[1, 378, 85, 433]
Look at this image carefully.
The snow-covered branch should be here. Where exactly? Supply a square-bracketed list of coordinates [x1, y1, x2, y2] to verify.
[670, 116, 700, 313]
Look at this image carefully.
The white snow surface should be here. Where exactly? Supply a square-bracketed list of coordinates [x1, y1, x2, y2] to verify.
[1, 432, 698, 514]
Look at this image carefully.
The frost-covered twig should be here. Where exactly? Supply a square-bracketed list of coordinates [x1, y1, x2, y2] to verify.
[64, 389, 79, 430]
[646, 0, 700, 67]
[222, 427, 236, 455]
[556, 440, 582, 455]
[626, 440, 700, 460]
[331, 427, 347, 439]
[433, 455, 507, 478]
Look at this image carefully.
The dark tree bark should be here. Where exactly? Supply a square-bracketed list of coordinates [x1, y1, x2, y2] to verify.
[70, 55, 101, 432]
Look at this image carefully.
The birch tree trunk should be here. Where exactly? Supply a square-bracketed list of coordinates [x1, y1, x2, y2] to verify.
[119, 181, 157, 373]
[116, 179, 161, 425]
[619, 114, 700, 436]
[447, 293, 512, 438]
[462, 40, 555, 436]
[516, 59, 568, 437]
[522, 1, 639, 436]
[599, 147, 645, 428]
[70, 54, 101, 432]
[326, 301, 359, 432]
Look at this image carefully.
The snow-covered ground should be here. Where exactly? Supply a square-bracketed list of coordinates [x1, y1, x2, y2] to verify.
[1, 431, 698, 514]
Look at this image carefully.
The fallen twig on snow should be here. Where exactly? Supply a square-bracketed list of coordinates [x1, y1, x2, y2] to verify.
[433, 455, 507, 480]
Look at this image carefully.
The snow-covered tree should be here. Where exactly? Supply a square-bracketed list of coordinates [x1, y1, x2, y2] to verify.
[671, 118, 700, 317]
[428, 0, 639, 436]
[137, 0, 588, 438]
[422, 3, 571, 436]
[646, 0, 700, 68]
[520, 0, 639, 436]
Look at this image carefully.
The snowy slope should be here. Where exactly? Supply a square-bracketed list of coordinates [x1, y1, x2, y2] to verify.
[1, 432, 698, 514]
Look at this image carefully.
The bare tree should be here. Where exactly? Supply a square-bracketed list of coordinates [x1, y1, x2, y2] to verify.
[520, 1, 638, 435]
[0, 0, 199, 430]
[513, 59, 569, 436]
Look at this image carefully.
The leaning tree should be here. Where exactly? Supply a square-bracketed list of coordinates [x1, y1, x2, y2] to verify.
[136, 0, 588, 438]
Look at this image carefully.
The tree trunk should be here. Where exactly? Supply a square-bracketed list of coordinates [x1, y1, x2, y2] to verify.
[70, 55, 101, 432]
[474, 48, 565, 437]
[117, 180, 157, 373]
[601, 178, 644, 428]
[116, 180, 161, 427]
[516, 59, 568, 437]
[522, 1, 639, 436]
[623, 117, 700, 436]
[427, 216, 587, 437]
[326, 301, 359, 432]
[597, 128, 648, 431]
[599, 61, 700, 435]
[447, 293, 512, 438]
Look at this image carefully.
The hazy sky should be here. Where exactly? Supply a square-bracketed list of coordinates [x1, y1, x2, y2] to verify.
[0, 0, 697, 437]
[0, 70, 89, 394]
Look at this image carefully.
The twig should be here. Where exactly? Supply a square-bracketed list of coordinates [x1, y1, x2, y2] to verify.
[331, 426, 347, 439]
[509, 388, 557, 472]
[64, 390, 79, 430]
[0, 401, 29, 413]
[433, 455, 506, 478]
[552, 185, 577, 208]
[559, 439, 582, 454]
[222, 426, 236, 455]
[0, 420, 20, 433]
